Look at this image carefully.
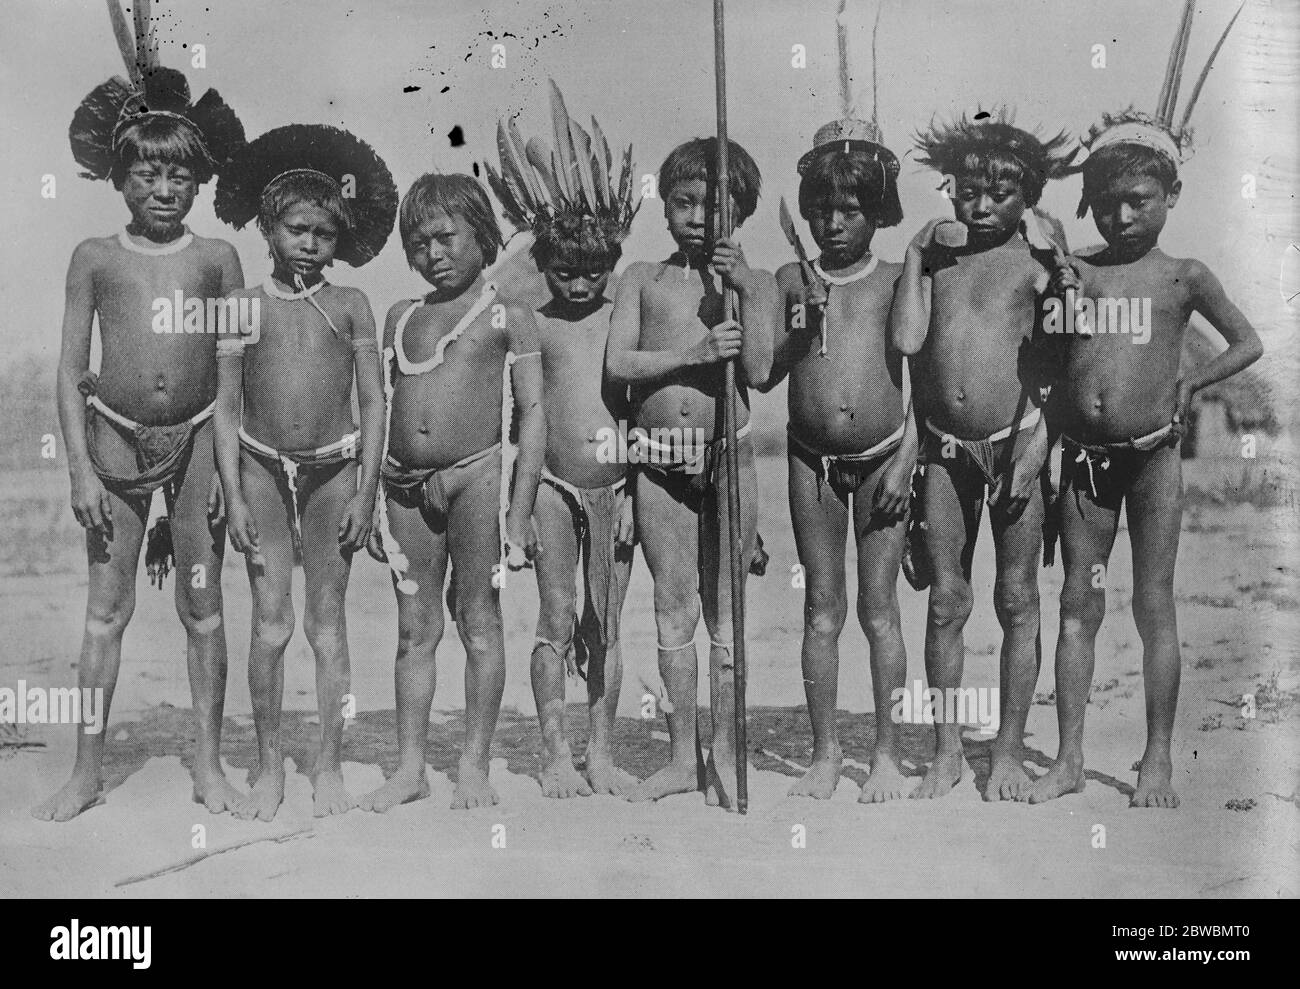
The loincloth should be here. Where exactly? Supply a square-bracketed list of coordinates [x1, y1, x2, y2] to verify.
[633, 421, 752, 508]
[381, 442, 502, 519]
[533, 469, 630, 678]
[788, 421, 905, 500]
[239, 427, 360, 539]
[922, 407, 1042, 487]
[1056, 423, 1177, 507]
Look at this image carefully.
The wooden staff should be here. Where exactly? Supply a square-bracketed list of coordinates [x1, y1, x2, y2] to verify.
[712, 0, 748, 814]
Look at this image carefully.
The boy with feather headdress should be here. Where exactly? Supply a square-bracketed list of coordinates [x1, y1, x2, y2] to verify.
[1024, 2, 1261, 809]
[37, 1, 246, 822]
[484, 82, 641, 799]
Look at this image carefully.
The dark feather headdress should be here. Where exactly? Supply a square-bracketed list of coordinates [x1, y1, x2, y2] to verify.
[483, 80, 639, 255]
[1079, 1, 1245, 168]
[69, 0, 245, 183]
[214, 124, 398, 267]
[915, 106, 1078, 195]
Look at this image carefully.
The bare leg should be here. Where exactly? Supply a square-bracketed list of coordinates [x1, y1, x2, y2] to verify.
[700, 439, 758, 810]
[299, 461, 358, 817]
[358, 491, 444, 812]
[33, 484, 146, 821]
[984, 481, 1045, 801]
[1022, 479, 1120, 803]
[913, 456, 982, 799]
[1127, 446, 1183, 809]
[627, 470, 705, 802]
[446, 460, 506, 809]
[234, 451, 295, 822]
[170, 420, 240, 814]
[854, 459, 910, 804]
[786, 450, 848, 799]
[530, 483, 590, 798]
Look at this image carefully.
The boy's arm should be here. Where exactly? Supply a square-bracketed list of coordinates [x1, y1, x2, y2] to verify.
[213, 315, 256, 556]
[890, 219, 946, 355]
[873, 353, 920, 518]
[604, 263, 740, 384]
[713, 239, 777, 388]
[350, 292, 384, 505]
[56, 242, 110, 532]
[217, 241, 245, 295]
[507, 306, 546, 560]
[1177, 261, 1265, 432]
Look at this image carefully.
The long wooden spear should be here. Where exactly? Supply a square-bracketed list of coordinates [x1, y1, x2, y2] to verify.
[712, 0, 748, 814]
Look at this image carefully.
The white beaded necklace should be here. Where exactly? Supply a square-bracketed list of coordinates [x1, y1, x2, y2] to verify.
[810, 255, 878, 356]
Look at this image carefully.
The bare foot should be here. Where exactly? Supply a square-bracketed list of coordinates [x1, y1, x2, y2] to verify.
[1019, 753, 1085, 804]
[858, 751, 908, 804]
[788, 747, 842, 799]
[1131, 750, 1178, 808]
[32, 771, 103, 822]
[539, 752, 592, 799]
[236, 762, 285, 822]
[313, 769, 355, 817]
[583, 758, 638, 797]
[984, 751, 1031, 801]
[627, 760, 700, 803]
[192, 766, 244, 815]
[358, 767, 430, 812]
[911, 748, 964, 799]
[705, 747, 737, 810]
[451, 761, 499, 809]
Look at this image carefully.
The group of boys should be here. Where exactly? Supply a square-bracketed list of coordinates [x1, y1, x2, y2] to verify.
[36, 5, 1261, 823]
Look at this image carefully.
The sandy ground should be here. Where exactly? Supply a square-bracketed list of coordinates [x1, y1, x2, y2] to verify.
[1, 454, 1298, 898]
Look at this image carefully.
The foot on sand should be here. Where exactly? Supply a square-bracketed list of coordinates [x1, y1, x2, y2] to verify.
[858, 751, 908, 804]
[1019, 754, 1085, 804]
[911, 748, 964, 799]
[789, 748, 842, 799]
[32, 771, 103, 822]
[236, 762, 285, 822]
[313, 769, 355, 817]
[192, 766, 244, 815]
[451, 761, 499, 809]
[627, 759, 700, 803]
[358, 767, 430, 812]
[1131, 750, 1178, 808]
[539, 752, 592, 798]
[583, 758, 638, 797]
[704, 748, 737, 810]
[984, 750, 1031, 801]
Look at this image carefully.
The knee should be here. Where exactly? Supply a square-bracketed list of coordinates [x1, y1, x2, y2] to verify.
[174, 585, 221, 635]
[85, 593, 135, 640]
[303, 608, 344, 656]
[253, 609, 295, 652]
[928, 579, 973, 628]
[804, 587, 848, 639]
[1059, 583, 1105, 640]
[456, 602, 502, 656]
[993, 578, 1039, 630]
[536, 587, 577, 642]
[1131, 585, 1175, 640]
[398, 611, 442, 654]
[654, 588, 700, 641]
[856, 584, 900, 643]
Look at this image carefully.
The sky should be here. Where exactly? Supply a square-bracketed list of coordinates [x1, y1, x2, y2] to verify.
[1, 0, 1295, 419]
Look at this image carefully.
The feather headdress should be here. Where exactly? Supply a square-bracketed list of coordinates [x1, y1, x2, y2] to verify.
[214, 124, 398, 267]
[483, 80, 639, 260]
[1081, 0, 1245, 167]
[797, 0, 899, 179]
[70, 0, 245, 183]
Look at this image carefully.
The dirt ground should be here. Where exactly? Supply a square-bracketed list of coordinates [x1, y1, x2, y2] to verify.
[2, 452, 1297, 898]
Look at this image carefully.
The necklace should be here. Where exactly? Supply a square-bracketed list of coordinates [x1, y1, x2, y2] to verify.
[809, 255, 878, 356]
[117, 228, 193, 256]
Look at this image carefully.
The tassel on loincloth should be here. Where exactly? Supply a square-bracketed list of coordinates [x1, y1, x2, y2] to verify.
[749, 531, 769, 577]
[144, 482, 179, 590]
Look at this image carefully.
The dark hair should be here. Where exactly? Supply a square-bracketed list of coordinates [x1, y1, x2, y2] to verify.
[531, 214, 623, 271]
[257, 170, 354, 238]
[400, 173, 503, 266]
[798, 149, 902, 229]
[1077, 142, 1179, 218]
[111, 114, 214, 188]
[658, 138, 762, 223]
[914, 110, 1076, 208]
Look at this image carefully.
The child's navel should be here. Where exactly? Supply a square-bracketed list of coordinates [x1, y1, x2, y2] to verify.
[155, 375, 167, 392]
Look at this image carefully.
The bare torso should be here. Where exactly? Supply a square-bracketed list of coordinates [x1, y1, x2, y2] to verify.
[1052, 249, 1193, 443]
[91, 231, 231, 425]
[919, 238, 1046, 439]
[537, 300, 626, 489]
[632, 260, 751, 442]
[779, 259, 905, 453]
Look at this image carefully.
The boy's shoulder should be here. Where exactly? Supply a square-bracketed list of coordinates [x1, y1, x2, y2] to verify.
[188, 231, 239, 259]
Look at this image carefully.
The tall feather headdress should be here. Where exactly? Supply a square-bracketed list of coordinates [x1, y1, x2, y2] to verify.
[1081, 0, 1245, 168]
[483, 80, 639, 255]
[70, 0, 245, 183]
[214, 124, 398, 267]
